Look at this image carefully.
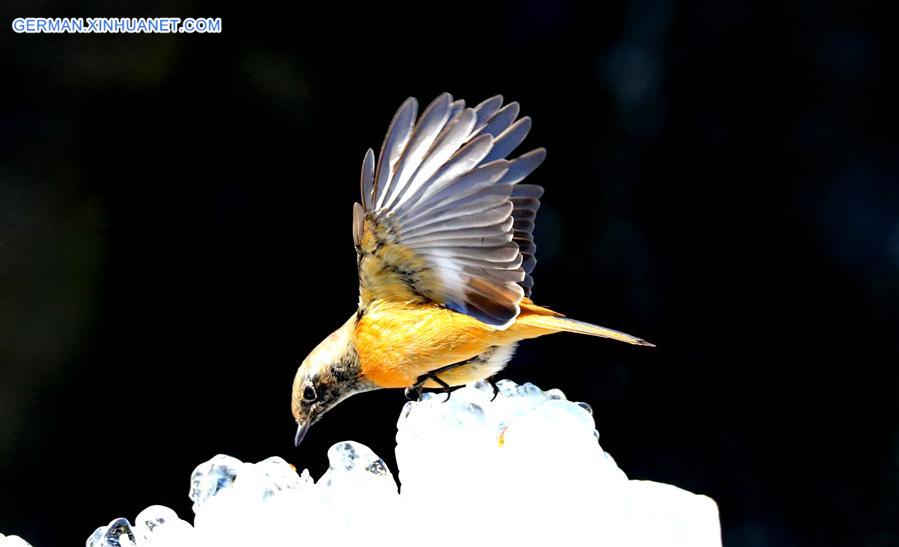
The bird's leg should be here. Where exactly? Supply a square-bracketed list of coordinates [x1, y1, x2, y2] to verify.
[404, 357, 478, 402]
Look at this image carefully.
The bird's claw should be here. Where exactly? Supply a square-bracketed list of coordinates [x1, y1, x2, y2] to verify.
[405, 371, 463, 403]
[486, 377, 500, 401]
[440, 384, 463, 402]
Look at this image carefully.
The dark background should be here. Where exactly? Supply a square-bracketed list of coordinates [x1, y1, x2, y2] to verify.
[1, 1, 897, 545]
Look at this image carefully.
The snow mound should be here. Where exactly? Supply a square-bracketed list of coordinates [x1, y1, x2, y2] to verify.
[3, 379, 722, 547]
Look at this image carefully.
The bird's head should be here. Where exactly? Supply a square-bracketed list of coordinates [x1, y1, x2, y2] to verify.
[291, 314, 371, 446]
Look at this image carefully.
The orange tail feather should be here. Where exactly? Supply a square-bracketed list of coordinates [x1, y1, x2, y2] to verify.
[518, 300, 654, 347]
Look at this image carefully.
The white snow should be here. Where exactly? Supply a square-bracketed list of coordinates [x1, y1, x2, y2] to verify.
[1, 379, 721, 547]
[0, 534, 33, 547]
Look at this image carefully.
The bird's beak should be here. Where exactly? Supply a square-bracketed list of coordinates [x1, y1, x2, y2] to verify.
[294, 421, 310, 447]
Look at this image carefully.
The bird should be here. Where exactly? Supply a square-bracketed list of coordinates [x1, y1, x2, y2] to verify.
[291, 93, 653, 446]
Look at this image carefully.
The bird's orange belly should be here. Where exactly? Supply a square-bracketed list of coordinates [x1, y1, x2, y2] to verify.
[354, 301, 525, 388]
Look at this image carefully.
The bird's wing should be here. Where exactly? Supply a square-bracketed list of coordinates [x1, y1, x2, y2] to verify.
[353, 93, 545, 328]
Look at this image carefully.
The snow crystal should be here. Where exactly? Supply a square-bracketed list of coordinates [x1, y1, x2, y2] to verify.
[2, 379, 722, 547]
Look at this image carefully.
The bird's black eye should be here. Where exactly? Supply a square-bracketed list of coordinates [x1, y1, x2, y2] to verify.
[302, 384, 317, 402]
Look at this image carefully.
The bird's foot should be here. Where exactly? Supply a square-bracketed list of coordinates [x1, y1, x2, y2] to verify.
[484, 376, 500, 401]
[436, 383, 464, 402]
[405, 371, 464, 402]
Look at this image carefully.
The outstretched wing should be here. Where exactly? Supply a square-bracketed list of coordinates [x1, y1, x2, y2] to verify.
[353, 93, 545, 328]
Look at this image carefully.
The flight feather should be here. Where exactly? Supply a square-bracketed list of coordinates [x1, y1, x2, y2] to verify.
[354, 94, 545, 328]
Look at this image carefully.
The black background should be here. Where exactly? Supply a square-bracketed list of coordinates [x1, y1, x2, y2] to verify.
[1, 1, 897, 545]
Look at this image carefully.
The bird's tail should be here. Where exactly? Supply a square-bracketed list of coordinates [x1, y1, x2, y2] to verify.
[517, 301, 655, 347]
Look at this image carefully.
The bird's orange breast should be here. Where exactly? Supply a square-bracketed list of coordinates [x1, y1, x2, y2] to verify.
[354, 300, 545, 388]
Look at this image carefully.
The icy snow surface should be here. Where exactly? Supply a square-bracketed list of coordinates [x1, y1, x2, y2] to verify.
[2, 379, 722, 547]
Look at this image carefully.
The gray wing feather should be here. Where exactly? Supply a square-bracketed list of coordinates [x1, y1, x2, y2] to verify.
[499, 148, 547, 184]
[360, 148, 375, 210]
[358, 94, 546, 327]
[380, 94, 453, 210]
[403, 184, 513, 227]
[400, 108, 478, 201]
[373, 98, 417, 208]
[402, 234, 514, 248]
[511, 183, 544, 296]
[476, 102, 520, 139]
[399, 153, 504, 216]
[400, 218, 515, 244]
[473, 95, 504, 132]
[483, 116, 532, 163]
[448, 99, 466, 120]
[400, 202, 514, 239]
[419, 242, 521, 262]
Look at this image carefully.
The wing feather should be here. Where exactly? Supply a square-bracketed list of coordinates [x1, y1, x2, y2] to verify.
[398, 108, 478, 205]
[400, 202, 514, 239]
[373, 98, 417, 209]
[355, 94, 546, 327]
[402, 233, 513, 248]
[476, 102, 520, 139]
[360, 148, 375, 210]
[448, 99, 466, 120]
[403, 184, 513, 227]
[483, 116, 532, 163]
[473, 95, 504, 132]
[398, 155, 504, 216]
[380, 94, 453, 210]
[400, 218, 515, 243]
[418, 242, 521, 262]
[498, 148, 546, 184]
